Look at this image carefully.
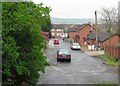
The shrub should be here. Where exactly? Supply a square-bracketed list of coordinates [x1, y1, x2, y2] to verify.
[2, 2, 51, 86]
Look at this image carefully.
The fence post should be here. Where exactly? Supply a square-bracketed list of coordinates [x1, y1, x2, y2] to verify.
[116, 47, 117, 59]
[117, 47, 119, 59]
[110, 46, 112, 56]
[118, 47, 119, 59]
[108, 45, 110, 56]
[114, 47, 116, 59]
[105, 44, 106, 53]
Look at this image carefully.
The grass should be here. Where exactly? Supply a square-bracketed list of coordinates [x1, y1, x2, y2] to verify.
[95, 81, 118, 86]
[101, 54, 118, 66]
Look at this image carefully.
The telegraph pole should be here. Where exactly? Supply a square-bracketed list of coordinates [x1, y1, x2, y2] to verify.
[118, 2, 120, 47]
[95, 11, 98, 51]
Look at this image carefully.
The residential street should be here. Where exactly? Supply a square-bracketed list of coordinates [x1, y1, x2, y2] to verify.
[37, 38, 118, 84]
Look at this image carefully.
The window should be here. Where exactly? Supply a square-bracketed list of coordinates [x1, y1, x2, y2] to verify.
[51, 29, 55, 31]
[57, 33, 60, 36]
[57, 29, 61, 31]
[51, 33, 55, 36]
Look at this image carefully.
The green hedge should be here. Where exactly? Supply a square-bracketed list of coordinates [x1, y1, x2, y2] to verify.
[2, 2, 51, 86]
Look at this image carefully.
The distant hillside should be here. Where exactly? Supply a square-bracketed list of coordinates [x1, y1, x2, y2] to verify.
[51, 17, 102, 24]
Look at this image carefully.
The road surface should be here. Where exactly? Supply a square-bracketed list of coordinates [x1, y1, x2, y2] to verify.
[37, 38, 118, 84]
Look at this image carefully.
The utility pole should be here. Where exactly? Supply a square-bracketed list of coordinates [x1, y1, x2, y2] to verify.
[119, 2, 120, 35]
[95, 11, 98, 51]
[118, 2, 120, 46]
[89, 20, 93, 50]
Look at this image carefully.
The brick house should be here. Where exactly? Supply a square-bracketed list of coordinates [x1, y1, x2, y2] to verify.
[51, 24, 64, 38]
[103, 34, 120, 59]
[101, 34, 120, 49]
[83, 30, 96, 45]
[68, 24, 96, 44]
[68, 25, 78, 39]
[77, 24, 96, 44]
[84, 31, 120, 49]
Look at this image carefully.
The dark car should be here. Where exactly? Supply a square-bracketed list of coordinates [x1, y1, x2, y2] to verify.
[54, 39, 59, 45]
[57, 49, 71, 62]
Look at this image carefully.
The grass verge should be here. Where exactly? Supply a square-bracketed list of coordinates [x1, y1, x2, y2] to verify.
[101, 54, 118, 66]
[95, 81, 117, 86]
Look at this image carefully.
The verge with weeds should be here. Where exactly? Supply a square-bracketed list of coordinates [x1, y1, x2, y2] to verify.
[101, 54, 118, 66]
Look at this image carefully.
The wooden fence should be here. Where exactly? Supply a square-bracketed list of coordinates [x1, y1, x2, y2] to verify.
[105, 45, 120, 60]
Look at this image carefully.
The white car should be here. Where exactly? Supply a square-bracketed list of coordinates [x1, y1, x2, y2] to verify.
[70, 43, 81, 50]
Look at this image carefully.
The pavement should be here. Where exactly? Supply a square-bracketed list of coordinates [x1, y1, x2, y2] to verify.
[80, 45, 105, 56]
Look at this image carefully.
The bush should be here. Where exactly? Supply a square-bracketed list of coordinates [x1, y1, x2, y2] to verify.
[2, 2, 51, 86]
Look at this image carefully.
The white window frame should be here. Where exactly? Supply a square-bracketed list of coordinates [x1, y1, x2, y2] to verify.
[51, 29, 55, 31]
[57, 29, 61, 31]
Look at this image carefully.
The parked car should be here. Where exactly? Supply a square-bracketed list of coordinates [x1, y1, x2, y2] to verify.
[57, 49, 71, 62]
[54, 39, 59, 44]
[70, 43, 81, 50]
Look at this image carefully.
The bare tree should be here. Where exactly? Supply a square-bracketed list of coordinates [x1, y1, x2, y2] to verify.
[100, 8, 118, 45]
[100, 8, 118, 34]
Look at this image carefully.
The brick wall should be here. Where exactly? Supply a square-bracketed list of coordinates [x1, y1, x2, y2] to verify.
[68, 32, 78, 39]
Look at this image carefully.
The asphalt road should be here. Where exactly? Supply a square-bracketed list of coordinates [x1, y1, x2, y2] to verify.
[37, 38, 118, 84]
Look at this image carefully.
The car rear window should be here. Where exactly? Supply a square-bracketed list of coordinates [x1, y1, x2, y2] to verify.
[54, 39, 58, 41]
[59, 49, 70, 54]
[73, 43, 79, 46]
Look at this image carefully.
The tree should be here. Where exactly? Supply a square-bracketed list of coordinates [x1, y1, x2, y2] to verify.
[64, 27, 69, 38]
[100, 7, 118, 44]
[2, 2, 51, 86]
[41, 17, 52, 38]
[40, 6, 52, 38]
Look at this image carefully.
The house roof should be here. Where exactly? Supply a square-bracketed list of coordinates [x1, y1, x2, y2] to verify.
[84, 31, 110, 42]
[102, 34, 120, 42]
[111, 34, 120, 37]
[88, 31, 96, 39]
[69, 27, 77, 32]
[97, 31, 110, 42]
[83, 30, 96, 40]
[69, 24, 94, 32]
[52, 24, 76, 30]
[52, 24, 64, 29]
[77, 24, 96, 31]
[78, 24, 88, 30]
[68, 24, 79, 32]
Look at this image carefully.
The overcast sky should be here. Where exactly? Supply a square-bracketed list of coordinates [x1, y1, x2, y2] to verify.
[32, 0, 119, 19]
